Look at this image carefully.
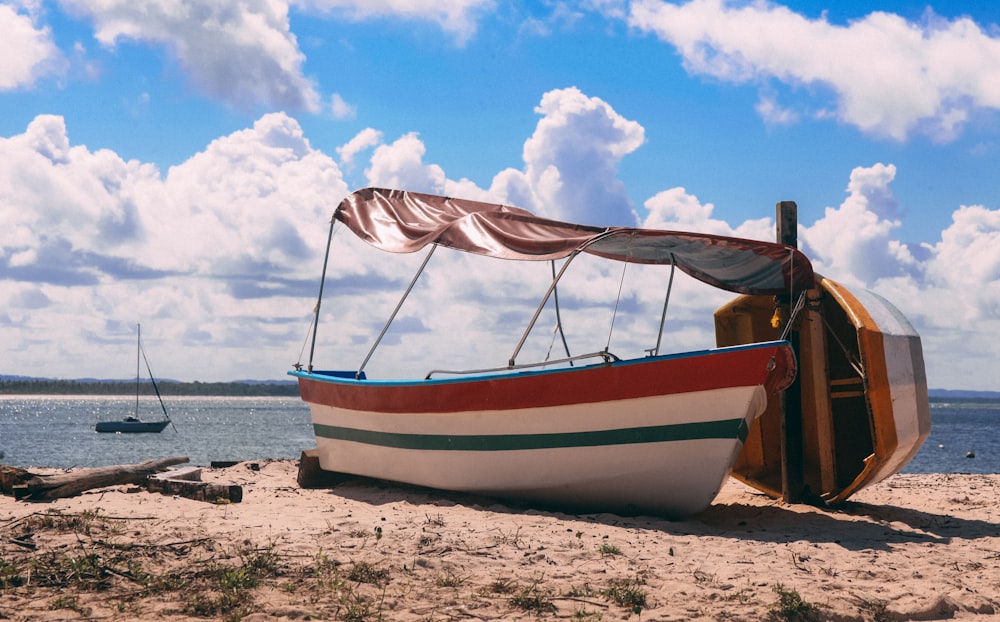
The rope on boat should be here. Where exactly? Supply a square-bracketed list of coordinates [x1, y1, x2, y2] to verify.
[544, 259, 574, 366]
[134, 324, 141, 420]
[605, 232, 634, 354]
[771, 248, 809, 341]
[139, 341, 168, 419]
[138, 326, 177, 432]
[822, 314, 865, 379]
[294, 310, 317, 371]
[779, 290, 808, 342]
[510, 249, 583, 366]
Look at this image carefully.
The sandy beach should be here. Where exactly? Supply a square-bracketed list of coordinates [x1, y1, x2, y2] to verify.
[2, 460, 998, 621]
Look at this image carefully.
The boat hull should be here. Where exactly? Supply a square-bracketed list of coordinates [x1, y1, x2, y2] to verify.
[292, 341, 797, 517]
[95, 420, 170, 433]
[714, 275, 931, 503]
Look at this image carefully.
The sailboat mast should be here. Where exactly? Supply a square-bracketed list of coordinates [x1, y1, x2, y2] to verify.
[135, 324, 141, 417]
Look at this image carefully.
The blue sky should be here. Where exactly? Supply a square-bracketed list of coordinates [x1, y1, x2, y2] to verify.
[2, 0, 999, 390]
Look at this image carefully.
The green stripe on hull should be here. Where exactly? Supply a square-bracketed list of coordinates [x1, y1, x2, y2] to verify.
[314, 418, 750, 451]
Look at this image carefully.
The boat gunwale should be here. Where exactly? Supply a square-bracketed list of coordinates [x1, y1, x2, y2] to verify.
[289, 339, 795, 389]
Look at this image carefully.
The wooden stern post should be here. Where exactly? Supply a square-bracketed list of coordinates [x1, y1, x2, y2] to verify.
[777, 201, 804, 503]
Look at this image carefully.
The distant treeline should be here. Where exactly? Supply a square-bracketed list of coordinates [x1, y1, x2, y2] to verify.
[0, 379, 299, 396]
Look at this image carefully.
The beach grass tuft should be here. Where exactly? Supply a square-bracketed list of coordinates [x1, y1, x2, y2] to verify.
[604, 574, 647, 612]
[509, 576, 556, 613]
[769, 583, 819, 621]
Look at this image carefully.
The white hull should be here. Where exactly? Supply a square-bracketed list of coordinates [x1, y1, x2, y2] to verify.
[306, 384, 769, 517]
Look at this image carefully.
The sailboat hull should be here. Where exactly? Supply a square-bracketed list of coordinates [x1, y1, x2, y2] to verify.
[95, 420, 170, 433]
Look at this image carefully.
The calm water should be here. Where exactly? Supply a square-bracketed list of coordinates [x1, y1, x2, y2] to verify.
[907, 398, 1000, 474]
[0, 395, 314, 468]
[0, 395, 997, 473]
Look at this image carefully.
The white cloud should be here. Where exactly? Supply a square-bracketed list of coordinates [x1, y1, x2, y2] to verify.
[517, 2, 585, 37]
[330, 92, 356, 119]
[583, 0, 627, 20]
[923, 204, 1000, 322]
[157, 112, 347, 279]
[14, 0, 497, 110]
[337, 127, 382, 167]
[0, 88, 663, 383]
[289, 0, 495, 44]
[353, 87, 646, 226]
[756, 91, 798, 127]
[799, 163, 916, 286]
[365, 132, 447, 193]
[0, 114, 159, 271]
[5, 95, 1000, 389]
[633, 160, 1000, 390]
[491, 87, 645, 225]
[644, 187, 730, 234]
[642, 186, 774, 240]
[798, 168, 1000, 389]
[0, 112, 347, 381]
[627, 0, 1000, 141]
[908, 202, 1000, 389]
[527, 87, 644, 224]
[59, 0, 321, 112]
[0, 2, 63, 89]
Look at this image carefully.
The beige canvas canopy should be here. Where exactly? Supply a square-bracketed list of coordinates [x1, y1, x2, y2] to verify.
[334, 187, 814, 296]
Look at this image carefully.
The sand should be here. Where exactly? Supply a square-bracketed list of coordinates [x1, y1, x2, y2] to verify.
[2, 460, 999, 621]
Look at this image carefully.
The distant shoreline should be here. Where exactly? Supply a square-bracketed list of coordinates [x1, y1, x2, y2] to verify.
[0, 378, 299, 397]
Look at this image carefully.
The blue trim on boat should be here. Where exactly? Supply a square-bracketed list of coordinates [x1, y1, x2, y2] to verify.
[314, 418, 750, 451]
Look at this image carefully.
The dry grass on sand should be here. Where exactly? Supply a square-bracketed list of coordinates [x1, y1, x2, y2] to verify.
[2, 460, 999, 621]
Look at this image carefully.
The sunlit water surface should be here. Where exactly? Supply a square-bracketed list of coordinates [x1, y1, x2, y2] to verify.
[0, 395, 313, 468]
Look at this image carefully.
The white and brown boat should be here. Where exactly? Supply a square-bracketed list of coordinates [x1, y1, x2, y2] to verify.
[715, 275, 931, 504]
[290, 187, 816, 517]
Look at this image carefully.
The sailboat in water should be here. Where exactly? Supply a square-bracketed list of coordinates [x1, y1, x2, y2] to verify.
[95, 324, 173, 434]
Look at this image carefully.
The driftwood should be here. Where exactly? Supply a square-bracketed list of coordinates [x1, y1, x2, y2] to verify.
[147, 466, 242, 503]
[2, 457, 243, 504]
[0, 465, 36, 493]
[5, 457, 189, 501]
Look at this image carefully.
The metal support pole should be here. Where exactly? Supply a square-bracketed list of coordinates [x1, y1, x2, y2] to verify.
[307, 216, 338, 372]
[653, 255, 676, 356]
[357, 244, 438, 378]
[510, 251, 581, 367]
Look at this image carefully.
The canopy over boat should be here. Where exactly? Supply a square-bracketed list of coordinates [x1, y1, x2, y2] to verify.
[334, 188, 814, 296]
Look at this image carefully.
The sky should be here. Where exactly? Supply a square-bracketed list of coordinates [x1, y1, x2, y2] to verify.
[1, 0, 999, 390]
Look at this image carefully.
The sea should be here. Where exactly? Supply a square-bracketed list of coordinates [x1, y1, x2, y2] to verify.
[0, 395, 998, 474]
[0, 395, 315, 469]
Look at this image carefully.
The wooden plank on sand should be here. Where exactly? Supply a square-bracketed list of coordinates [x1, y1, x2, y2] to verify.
[147, 468, 243, 503]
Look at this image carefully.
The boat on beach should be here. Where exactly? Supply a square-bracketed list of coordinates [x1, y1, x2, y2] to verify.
[715, 275, 931, 504]
[289, 187, 815, 516]
[95, 325, 173, 434]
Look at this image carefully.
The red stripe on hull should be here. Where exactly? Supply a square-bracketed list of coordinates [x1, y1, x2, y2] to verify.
[298, 343, 795, 414]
